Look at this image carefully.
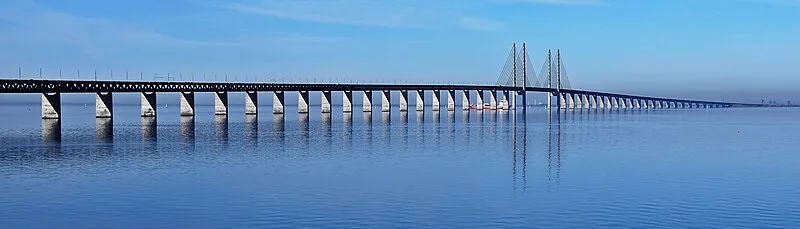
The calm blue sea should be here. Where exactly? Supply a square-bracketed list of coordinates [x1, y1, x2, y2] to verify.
[1, 101, 798, 228]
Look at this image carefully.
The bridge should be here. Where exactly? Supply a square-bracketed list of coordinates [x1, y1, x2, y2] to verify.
[1, 43, 760, 121]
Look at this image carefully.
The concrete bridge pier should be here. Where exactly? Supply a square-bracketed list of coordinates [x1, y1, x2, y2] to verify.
[583, 95, 591, 109]
[41, 92, 61, 119]
[343, 91, 353, 113]
[622, 98, 630, 109]
[566, 94, 575, 109]
[245, 91, 258, 115]
[447, 90, 456, 111]
[559, 93, 567, 110]
[214, 91, 228, 115]
[597, 96, 605, 109]
[415, 90, 425, 111]
[321, 91, 332, 113]
[273, 91, 285, 114]
[363, 91, 372, 112]
[298, 91, 310, 113]
[142, 92, 158, 117]
[178, 92, 194, 116]
[461, 90, 470, 110]
[502, 91, 510, 110]
[381, 90, 391, 113]
[95, 92, 113, 118]
[432, 90, 441, 111]
[611, 97, 619, 109]
[489, 90, 497, 110]
[476, 90, 484, 110]
[399, 90, 409, 112]
[575, 94, 584, 109]
[634, 99, 641, 109]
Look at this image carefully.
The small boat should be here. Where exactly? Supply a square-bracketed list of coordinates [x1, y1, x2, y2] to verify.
[483, 103, 491, 109]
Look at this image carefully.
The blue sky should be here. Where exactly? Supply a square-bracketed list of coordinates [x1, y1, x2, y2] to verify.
[0, 0, 798, 101]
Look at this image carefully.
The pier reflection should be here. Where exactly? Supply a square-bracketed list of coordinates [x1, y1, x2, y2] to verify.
[215, 115, 228, 143]
[298, 113, 309, 145]
[141, 117, 157, 142]
[96, 118, 113, 143]
[322, 113, 332, 147]
[547, 110, 562, 184]
[245, 115, 258, 145]
[180, 116, 195, 142]
[272, 114, 285, 142]
[343, 112, 353, 143]
[41, 119, 61, 143]
[363, 112, 373, 146]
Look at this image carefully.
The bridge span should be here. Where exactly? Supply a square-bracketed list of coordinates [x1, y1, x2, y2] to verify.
[0, 43, 762, 121]
[1, 78, 758, 120]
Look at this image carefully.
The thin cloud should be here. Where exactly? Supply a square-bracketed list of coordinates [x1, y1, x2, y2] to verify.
[207, 0, 440, 28]
[205, 0, 504, 31]
[0, 0, 229, 56]
[455, 17, 505, 31]
[497, 0, 605, 6]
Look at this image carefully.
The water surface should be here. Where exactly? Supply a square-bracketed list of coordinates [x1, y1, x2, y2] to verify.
[1, 103, 798, 228]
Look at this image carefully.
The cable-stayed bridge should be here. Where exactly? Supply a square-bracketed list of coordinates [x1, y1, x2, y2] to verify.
[0, 43, 760, 121]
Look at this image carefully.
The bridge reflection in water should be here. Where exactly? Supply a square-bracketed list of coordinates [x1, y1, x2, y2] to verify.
[25, 106, 681, 184]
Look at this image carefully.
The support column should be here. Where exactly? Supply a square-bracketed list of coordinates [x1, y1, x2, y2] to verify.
[272, 91, 285, 114]
[634, 99, 641, 109]
[432, 90, 441, 111]
[245, 91, 258, 115]
[321, 91, 332, 113]
[502, 91, 510, 110]
[142, 92, 158, 117]
[415, 90, 425, 111]
[567, 93, 575, 109]
[597, 96, 605, 109]
[381, 90, 391, 113]
[363, 91, 373, 112]
[41, 92, 61, 119]
[462, 90, 470, 110]
[399, 90, 408, 112]
[95, 92, 113, 118]
[612, 97, 619, 109]
[489, 90, 497, 110]
[448, 90, 456, 111]
[559, 93, 567, 109]
[177, 92, 194, 117]
[343, 91, 353, 113]
[298, 91, 309, 113]
[214, 91, 228, 115]
[574, 94, 583, 109]
[476, 90, 484, 110]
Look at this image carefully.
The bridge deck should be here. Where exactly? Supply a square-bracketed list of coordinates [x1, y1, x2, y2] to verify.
[0, 79, 757, 106]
